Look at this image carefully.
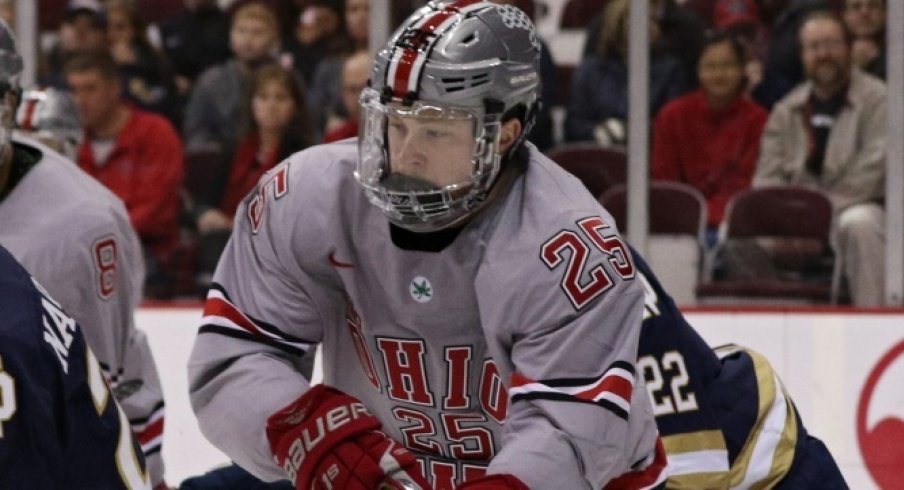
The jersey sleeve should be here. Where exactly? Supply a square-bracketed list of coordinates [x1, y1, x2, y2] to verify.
[477, 213, 660, 488]
[188, 160, 339, 481]
[0, 256, 149, 489]
[39, 208, 168, 486]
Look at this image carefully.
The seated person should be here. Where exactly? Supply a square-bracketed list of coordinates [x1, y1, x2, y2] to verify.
[652, 31, 768, 245]
[193, 63, 315, 288]
[322, 49, 370, 143]
[565, 0, 690, 144]
[183, 1, 281, 156]
[67, 49, 184, 298]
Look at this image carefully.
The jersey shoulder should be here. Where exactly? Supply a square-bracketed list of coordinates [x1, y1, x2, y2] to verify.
[242, 139, 371, 242]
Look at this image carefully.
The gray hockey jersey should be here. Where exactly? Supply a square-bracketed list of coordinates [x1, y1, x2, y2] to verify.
[189, 140, 662, 488]
[0, 135, 166, 485]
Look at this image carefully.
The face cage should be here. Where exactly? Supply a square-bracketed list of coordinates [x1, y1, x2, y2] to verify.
[356, 88, 503, 232]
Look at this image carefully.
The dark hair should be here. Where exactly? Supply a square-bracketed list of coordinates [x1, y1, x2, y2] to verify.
[800, 10, 854, 46]
[63, 48, 120, 80]
[701, 30, 748, 66]
[105, 0, 155, 55]
[245, 63, 315, 155]
[697, 30, 749, 95]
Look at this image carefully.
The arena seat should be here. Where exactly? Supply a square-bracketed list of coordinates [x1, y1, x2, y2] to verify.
[696, 186, 842, 305]
[546, 142, 626, 199]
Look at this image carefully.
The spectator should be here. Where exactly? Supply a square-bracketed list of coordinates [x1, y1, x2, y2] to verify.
[843, 0, 885, 79]
[581, 0, 707, 86]
[40, 0, 108, 89]
[565, 0, 689, 144]
[67, 49, 184, 297]
[105, 0, 177, 121]
[156, 0, 232, 97]
[713, 0, 768, 94]
[194, 63, 314, 286]
[751, 0, 834, 108]
[306, 0, 367, 134]
[0, 0, 13, 28]
[322, 49, 370, 143]
[183, 1, 280, 155]
[286, 0, 345, 85]
[754, 11, 886, 306]
[652, 31, 768, 245]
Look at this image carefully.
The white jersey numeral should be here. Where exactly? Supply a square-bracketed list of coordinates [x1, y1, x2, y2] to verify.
[0, 357, 16, 438]
[639, 351, 699, 416]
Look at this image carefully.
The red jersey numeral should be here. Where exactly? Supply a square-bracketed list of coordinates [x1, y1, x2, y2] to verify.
[540, 217, 635, 310]
[93, 237, 117, 299]
[247, 166, 289, 234]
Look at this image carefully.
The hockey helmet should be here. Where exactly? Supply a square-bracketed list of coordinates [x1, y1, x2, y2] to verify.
[16, 88, 83, 157]
[0, 19, 21, 162]
[357, 0, 541, 232]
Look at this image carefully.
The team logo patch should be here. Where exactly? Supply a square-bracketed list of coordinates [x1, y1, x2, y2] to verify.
[410, 276, 433, 303]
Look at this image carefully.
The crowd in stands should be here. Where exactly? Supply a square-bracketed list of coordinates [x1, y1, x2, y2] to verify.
[15, 0, 889, 306]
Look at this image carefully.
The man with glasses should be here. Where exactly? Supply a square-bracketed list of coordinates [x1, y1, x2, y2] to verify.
[754, 10, 887, 306]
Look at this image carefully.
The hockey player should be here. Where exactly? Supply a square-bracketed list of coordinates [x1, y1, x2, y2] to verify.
[0, 244, 150, 488]
[630, 246, 848, 488]
[0, 20, 169, 488]
[189, 1, 666, 489]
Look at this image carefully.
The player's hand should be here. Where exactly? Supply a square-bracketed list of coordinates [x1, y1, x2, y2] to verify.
[266, 385, 430, 490]
[457, 474, 529, 489]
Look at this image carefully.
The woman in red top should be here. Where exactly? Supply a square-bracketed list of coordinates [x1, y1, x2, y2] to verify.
[652, 31, 768, 246]
[195, 64, 314, 283]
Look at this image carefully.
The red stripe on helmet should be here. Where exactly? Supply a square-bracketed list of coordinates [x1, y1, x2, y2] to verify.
[20, 98, 36, 131]
[389, 0, 487, 99]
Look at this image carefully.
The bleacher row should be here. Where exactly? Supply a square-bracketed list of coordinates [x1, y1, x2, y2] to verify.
[28, 0, 867, 305]
[548, 143, 843, 306]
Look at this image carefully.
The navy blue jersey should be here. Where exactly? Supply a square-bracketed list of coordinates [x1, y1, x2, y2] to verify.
[0, 245, 150, 489]
[631, 246, 808, 488]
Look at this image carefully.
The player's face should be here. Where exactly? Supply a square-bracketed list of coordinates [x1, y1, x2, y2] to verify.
[67, 70, 119, 131]
[385, 111, 476, 190]
[252, 79, 296, 134]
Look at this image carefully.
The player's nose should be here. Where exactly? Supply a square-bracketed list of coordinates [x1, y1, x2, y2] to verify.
[393, 134, 427, 170]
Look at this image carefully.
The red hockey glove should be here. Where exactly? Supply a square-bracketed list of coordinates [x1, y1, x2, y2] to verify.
[457, 474, 530, 490]
[266, 385, 430, 490]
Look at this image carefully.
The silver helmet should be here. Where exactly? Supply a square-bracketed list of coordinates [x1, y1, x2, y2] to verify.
[357, 0, 540, 232]
[0, 19, 22, 162]
[16, 88, 82, 157]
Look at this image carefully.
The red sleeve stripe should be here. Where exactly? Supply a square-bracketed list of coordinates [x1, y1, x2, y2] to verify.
[604, 437, 669, 490]
[132, 407, 165, 453]
[509, 366, 635, 419]
[201, 290, 310, 352]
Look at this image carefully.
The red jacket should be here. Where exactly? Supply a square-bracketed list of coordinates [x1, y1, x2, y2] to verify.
[322, 118, 359, 143]
[652, 90, 767, 227]
[78, 108, 184, 263]
[219, 133, 281, 218]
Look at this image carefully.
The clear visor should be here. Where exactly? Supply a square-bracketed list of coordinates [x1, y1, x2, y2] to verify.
[357, 87, 480, 194]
